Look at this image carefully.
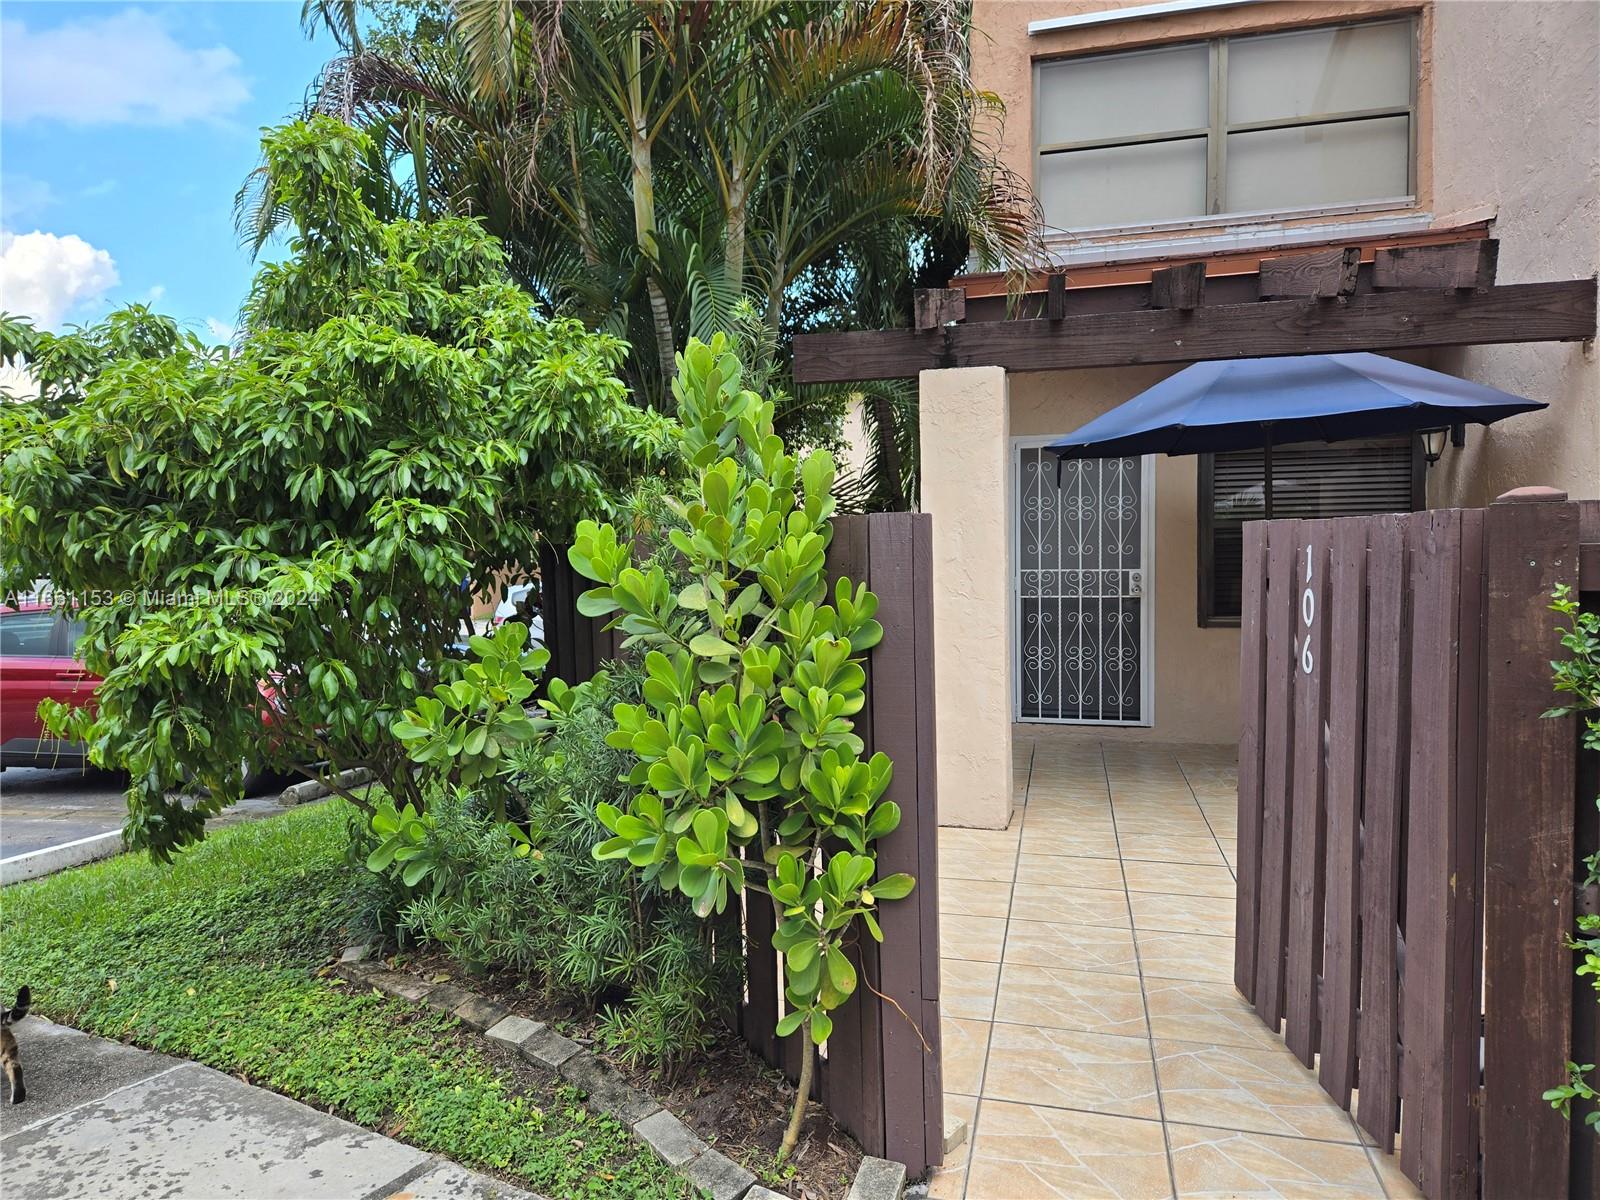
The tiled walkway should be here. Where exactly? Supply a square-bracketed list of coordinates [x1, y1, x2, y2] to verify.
[930, 737, 1421, 1200]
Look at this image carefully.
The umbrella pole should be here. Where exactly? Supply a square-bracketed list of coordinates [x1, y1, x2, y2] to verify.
[1263, 427, 1275, 522]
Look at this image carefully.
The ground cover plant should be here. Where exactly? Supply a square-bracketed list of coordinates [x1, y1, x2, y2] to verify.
[0, 803, 688, 1198]
[0, 115, 670, 859]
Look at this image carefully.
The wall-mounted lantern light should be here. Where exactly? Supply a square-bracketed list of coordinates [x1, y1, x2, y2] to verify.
[1420, 427, 1449, 466]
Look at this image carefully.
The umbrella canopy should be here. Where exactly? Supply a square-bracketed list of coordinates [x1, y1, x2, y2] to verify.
[1048, 352, 1547, 460]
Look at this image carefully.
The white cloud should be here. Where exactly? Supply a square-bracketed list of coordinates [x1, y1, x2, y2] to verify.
[205, 317, 236, 344]
[81, 179, 119, 199]
[143, 284, 166, 305]
[1, 9, 250, 126]
[0, 229, 120, 328]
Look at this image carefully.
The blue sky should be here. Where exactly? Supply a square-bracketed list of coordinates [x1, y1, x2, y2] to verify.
[1, 2, 334, 341]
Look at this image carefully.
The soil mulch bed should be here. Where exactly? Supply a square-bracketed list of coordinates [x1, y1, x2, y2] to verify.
[378, 948, 864, 1200]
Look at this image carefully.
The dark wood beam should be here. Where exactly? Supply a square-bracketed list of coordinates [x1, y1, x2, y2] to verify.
[913, 287, 965, 331]
[792, 278, 1597, 383]
[1259, 246, 1361, 299]
[1150, 262, 1207, 309]
[1045, 273, 1067, 321]
[1374, 238, 1499, 291]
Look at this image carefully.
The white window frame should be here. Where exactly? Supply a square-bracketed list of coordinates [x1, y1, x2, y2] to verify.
[1009, 436, 1156, 727]
[1032, 16, 1420, 237]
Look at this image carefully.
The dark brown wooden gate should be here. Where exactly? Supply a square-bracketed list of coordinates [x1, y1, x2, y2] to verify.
[1236, 489, 1599, 1200]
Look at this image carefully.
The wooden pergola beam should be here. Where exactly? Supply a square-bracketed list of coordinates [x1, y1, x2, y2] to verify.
[792, 278, 1597, 383]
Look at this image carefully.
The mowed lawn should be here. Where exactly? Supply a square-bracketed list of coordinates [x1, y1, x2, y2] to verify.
[0, 802, 688, 1199]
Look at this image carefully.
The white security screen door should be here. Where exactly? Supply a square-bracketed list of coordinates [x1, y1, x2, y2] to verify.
[1013, 441, 1153, 724]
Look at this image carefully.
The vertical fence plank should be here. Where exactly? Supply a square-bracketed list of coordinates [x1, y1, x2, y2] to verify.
[1575, 498, 1600, 1198]
[821, 515, 873, 1137]
[1286, 522, 1332, 1066]
[1482, 493, 1579, 1200]
[1400, 509, 1463, 1195]
[1255, 519, 1301, 1030]
[1357, 514, 1408, 1153]
[1235, 519, 1269, 1002]
[868, 513, 929, 1170]
[741, 879, 782, 1069]
[911, 515, 945, 1171]
[1320, 518, 1368, 1104]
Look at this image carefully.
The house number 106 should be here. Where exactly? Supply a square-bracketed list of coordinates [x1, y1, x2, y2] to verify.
[1300, 544, 1315, 675]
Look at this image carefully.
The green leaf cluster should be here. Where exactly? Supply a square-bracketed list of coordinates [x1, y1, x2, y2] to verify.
[571, 335, 913, 1054]
[0, 116, 673, 859]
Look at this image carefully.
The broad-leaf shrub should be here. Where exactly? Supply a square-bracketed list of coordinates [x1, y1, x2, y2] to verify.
[0, 117, 671, 858]
[568, 335, 914, 1157]
[1543, 582, 1600, 1130]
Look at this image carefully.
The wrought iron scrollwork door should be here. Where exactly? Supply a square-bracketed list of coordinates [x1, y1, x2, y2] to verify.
[1014, 445, 1150, 723]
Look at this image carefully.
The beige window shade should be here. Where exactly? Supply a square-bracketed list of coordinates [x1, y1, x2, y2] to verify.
[1035, 17, 1415, 232]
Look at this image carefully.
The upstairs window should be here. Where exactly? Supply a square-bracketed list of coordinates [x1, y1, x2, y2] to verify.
[1198, 438, 1421, 627]
[1035, 18, 1416, 232]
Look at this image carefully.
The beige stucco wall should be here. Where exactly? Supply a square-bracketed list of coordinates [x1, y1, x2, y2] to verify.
[1423, 0, 1600, 507]
[919, 367, 1013, 828]
[1009, 371, 1242, 744]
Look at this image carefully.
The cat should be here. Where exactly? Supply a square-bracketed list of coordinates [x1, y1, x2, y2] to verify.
[1, 986, 30, 1104]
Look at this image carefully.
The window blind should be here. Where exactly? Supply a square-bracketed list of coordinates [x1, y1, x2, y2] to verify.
[1204, 438, 1416, 622]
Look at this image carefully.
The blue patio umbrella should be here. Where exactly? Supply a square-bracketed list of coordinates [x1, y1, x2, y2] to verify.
[1047, 352, 1547, 513]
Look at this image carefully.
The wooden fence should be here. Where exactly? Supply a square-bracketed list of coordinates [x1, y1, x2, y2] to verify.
[540, 514, 944, 1177]
[1236, 488, 1599, 1200]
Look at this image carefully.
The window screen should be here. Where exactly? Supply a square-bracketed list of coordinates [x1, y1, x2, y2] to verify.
[1199, 439, 1418, 625]
[1035, 18, 1415, 232]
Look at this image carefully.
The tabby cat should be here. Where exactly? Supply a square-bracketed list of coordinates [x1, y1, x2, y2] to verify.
[2, 986, 31, 1104]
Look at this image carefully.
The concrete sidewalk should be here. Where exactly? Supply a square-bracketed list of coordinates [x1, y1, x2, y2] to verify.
[0, 1018, 542, 1200]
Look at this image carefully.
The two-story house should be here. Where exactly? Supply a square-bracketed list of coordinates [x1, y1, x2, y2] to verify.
[799, 0, 1599, 830]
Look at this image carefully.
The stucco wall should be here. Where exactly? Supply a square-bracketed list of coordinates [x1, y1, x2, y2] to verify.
[919, 368, 1014, 828]
[1424, 0, 1600, 506]
[1009, 370, 1242, 744]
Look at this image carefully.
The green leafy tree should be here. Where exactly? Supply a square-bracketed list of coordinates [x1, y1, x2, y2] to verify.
[259, 0, 1039, 500]
[0, 116, 671, 859]
[568, 335, 914, 1159]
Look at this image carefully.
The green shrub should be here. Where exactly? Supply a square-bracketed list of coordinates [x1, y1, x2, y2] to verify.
[354, 664, 741, 1070]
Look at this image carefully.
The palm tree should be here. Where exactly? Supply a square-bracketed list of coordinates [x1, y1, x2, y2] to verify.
[252, 0, 1040, 502]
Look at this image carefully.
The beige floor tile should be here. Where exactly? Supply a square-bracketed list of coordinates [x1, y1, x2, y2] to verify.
[1136, 930, 1238, 983]
[941, 824, 1022, 852]
[1365, 1146, 1424, 1199]
[1005, 917, 1142, 975]
[1117, 833, 1229, 866]
[1124, 861, 1237, 898]
[1130, 892, 1237, 938]
[1215, 838, 1238, 870]
[1155, 1040, 1362, 1142]
[941, 1092, 979, 1173]
[942, 1018, 992, 1096]
[1168, 1123, 1384, 1198]
[982, 1023, 1162, 1119]
[1142, 978, 1286, 1051]
[943, 956, 1001, 1020]
[924, 1163, 968, 1199]
[941, 877, 1015, 919]
[944, 914, 1010, 963]
[942, 847, 1019, 883]
[1017, 851, 1126, 890]
[995, 962, 1148, 1038]
[1010, 883, 1130, 928]
[1020, 825, 1121, 859]
[1023, 800, 1116, 825]
[966, 1101, 1172, 1200]
[1115, 812, 1218, 838]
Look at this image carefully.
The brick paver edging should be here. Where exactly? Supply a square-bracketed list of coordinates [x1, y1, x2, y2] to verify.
[334, 947, 907, 1200]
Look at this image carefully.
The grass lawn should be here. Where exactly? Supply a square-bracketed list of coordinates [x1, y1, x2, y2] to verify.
[0, 802, 689, 1199]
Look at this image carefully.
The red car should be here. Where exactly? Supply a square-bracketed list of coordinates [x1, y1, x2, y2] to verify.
[0, 602, 96, 770]
[0, 603, 283, 790]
